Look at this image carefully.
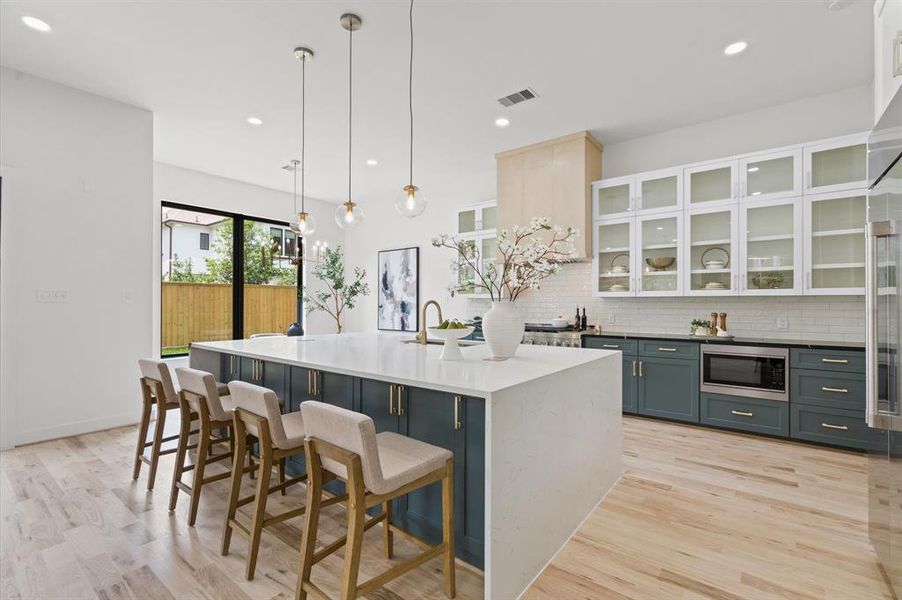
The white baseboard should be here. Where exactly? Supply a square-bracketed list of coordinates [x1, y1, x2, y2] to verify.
[12, 411, 138, 447]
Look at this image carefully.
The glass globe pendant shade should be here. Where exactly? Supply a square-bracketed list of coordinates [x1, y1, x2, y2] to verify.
[296, 211, 317, 236]
[334, 200, 364, 230]
[395, 184, 426, 218]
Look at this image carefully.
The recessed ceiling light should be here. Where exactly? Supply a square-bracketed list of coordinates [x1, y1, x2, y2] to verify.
[494, 117, 510, 128]
[246, 116, 263, 126]
[22, 16, 51, 32]
[723, 41, 748, 56]
[366, 159, 378, 166]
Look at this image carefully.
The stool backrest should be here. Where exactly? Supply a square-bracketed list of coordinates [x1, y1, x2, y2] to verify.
[175, 367, 230, 422]
[137, 359, 177, 404]
[300, 401, 384, 493]
[227, 380, 287, 446]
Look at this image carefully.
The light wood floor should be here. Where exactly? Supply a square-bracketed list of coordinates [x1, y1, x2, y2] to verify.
[0, 416, 892, 599]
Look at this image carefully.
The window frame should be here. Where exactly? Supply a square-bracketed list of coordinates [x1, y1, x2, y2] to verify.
[199, 231, 210, 250]
[160, 201, 302, 358]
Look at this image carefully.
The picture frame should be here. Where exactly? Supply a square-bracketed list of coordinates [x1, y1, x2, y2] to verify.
[377, 246, 419, 332]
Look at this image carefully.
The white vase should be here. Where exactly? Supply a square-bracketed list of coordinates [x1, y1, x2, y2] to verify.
[482, 301, 524, 359]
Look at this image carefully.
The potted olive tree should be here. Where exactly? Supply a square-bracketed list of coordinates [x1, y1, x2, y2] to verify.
[302, 246, 370, 334]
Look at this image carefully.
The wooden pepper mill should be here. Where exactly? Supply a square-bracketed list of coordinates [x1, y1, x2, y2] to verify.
[710, 312, 718, 336]
[719, 312, 727, 333]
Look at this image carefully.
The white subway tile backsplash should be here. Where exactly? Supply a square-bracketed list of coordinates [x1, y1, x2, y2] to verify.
[466, 262, 864, 343]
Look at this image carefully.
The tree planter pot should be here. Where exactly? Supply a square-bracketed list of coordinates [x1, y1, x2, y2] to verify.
[482, 301, 524, 359]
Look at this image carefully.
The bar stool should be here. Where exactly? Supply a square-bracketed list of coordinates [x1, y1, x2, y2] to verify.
[134, 359, 230, 491]
[222, 381, 319, 580]
[170, 367, 255, 525]
[296, 400, 456, 600]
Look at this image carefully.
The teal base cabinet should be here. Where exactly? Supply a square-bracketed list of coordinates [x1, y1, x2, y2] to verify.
[220, 353, 240, 383]
[584, 337, 637, 414]
[637, 342, 699, 423]
[700, 393, 789, 437]
[239, 358, 287, 409]
[790, 404, 868, 450]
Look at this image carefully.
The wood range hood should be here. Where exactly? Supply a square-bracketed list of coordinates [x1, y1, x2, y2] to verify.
[495, 130, 603, 259]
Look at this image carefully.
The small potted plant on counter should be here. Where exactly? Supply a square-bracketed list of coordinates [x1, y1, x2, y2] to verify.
[433, 217, 576, 359]
[690, 319, 713, 337]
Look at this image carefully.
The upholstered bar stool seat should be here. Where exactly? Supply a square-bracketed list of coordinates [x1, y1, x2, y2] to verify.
[170, 367, 255, 526]
[296, 401, 456, 600]
[222, 381, 325, 581]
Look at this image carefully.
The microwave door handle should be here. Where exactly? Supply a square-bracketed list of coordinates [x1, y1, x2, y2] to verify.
[866, 221, 891, 428]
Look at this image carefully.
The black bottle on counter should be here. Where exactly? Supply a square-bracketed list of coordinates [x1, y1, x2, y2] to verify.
[580, 307, 587, 331]
[574, 307, 581, 331]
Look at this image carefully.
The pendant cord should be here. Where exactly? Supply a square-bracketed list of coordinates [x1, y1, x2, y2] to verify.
[408, 0, 414, 188]
[347, 24, 353, 204]
[301, 56, 306, 214]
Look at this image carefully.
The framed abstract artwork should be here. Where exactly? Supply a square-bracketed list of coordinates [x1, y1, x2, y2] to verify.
[377, 247, 419, 332]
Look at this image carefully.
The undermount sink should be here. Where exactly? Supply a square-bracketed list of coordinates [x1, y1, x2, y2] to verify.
[403, 338, 481, 346]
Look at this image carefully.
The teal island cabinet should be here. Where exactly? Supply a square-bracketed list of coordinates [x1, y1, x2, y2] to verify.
[190, 332, 623, 600]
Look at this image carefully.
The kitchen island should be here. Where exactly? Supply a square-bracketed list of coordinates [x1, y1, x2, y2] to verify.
[190, 333, 622, 600]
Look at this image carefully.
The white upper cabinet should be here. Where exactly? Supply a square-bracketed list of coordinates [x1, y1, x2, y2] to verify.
[803, 190, 867, 295]
[593, 217, 635, 296]
[684, 205, 739, 296]
[593, 175, 634, 219]
[455, 200, 497, 298]
[803, 134, 868, 195]
[739, 197, 803, 296]
[457, 200, 497, 235]
[636, 168, 682, 213]
[684, 160, 738, 207]
[637, 212, 682, 296]
[874, 0, 902, 123]
[739, 148, 802, 202]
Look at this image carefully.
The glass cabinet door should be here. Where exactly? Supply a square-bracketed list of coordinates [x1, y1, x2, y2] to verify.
[458, 209, 477, 234]
[637, 168, 681, 212]
[455, 238, 478, 294]
[685, 160, 738, 206]
[805, 192, 867, 293]
[637, 213, 681, 295]
[804, 137, 868, 194]
[595, 219, 634, 295]
[686, 207, 737, 295]
[593, 176, 634, 218]
[741, 198, 802, 295]
[480, 204, 497, 231]
[739, 148, 801, 201]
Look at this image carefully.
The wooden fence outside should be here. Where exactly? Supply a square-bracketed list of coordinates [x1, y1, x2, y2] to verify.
[161, 282, 296, 350]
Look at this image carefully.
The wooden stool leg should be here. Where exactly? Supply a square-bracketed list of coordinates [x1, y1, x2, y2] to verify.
[295, 450, 323, 600]
[188, 420, 211, 527]
[340, 473, 366, 600]
[146, 403, 168, 491]
[245, 450, 272, 580]
[222, 421, 247, 556]
[278, 457, 287, 496]
[248, 439, 256, 480]
[132, 394, 152, 481]
[441, 459, 456, 599]
[383, 500, 394, 559]
[168, 403, 192, 511]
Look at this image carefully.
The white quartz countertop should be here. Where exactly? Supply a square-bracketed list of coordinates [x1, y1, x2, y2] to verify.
[192, 333, 618, 396]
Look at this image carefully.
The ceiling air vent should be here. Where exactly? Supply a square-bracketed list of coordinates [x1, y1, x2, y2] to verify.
[497, 88, 538, 108]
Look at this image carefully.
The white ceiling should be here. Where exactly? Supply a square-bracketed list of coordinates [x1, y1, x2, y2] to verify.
[0, 1, 873, 207]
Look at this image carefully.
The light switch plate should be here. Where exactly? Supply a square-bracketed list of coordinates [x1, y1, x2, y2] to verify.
[607, 313, 616, 324]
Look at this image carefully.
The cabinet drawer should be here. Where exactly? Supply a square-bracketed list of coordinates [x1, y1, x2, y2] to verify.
[700, 393, 788, 437]
[790, 405, 867, 450]
[791, 368, 865, 411]
[790, 348, 865, 374]
[639, 340, 699, 359]
[584, 337, 637, 355]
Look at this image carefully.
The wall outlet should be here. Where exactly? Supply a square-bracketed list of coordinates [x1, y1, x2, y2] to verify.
[607, 313, 616, 325]
[36, 289, 69, 303]
[776, 317, 789, 330]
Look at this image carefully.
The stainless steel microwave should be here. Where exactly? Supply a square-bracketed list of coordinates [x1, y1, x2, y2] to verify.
[700, 345, 789, 402]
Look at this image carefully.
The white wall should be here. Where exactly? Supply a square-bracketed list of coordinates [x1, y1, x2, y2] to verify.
[0, 67, 153, 446]
[152, 162, 345, 345]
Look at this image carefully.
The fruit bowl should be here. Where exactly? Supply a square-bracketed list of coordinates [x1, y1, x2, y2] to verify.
[645, 256, 675, 271]
[428, 326, 475, 360]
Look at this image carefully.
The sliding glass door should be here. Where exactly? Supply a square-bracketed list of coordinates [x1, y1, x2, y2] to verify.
[243, 219, 298, 338]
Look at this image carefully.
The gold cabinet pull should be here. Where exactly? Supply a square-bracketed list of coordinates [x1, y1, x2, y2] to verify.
[454, 396, 462, 430]
[821, 386, 848, 394]
[821, 358, 848, 364]
[638, 361, 644, 377]
[632, 360, 637, 377]
[308, 370, 313, 395]
[397, 385, 406, 416]
[658, 347, 678, 352]
[731, 410, 754, 417]
[313, 370, 320, 396]
[821, 422, 849, 431]
[388, 384, 395, 415]
[603, 344, 620, 349]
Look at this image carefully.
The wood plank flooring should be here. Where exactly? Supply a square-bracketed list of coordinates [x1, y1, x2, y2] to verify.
[0, 415, 892, 599]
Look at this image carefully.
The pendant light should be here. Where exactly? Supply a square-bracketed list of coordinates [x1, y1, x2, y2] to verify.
[395, 0, 426, 218]
[291, 46, 317, 236]
[335, 13, 365, 230]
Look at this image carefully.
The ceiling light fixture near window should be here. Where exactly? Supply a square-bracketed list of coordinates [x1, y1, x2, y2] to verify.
[290, 46, 316, 237]
[22, 16, 51, 32]
[246, 116, 263, 126]
[366, 159, 378, 166]
[723, 41, 748, 56]
[495, 117, 510, 128]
